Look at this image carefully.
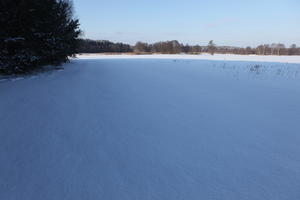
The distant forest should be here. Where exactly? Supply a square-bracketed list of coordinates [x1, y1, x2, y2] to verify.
[79, 39, 300, 56]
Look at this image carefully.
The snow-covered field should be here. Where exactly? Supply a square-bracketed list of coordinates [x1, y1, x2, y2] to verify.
[1, 56, 300, 200]
[77, 53, 300, 64]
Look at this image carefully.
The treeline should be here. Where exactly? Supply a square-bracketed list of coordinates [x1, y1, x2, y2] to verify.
[133, 41, 300, 55]
[79, 39, 300, 56]
[134, 40, 216, 54]
[0, 0, 80, 74]
[215, 44, 300, 56]
[78, 39, 132, 53]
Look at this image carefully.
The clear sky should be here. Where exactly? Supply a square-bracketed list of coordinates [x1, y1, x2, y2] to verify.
[72, 0, 300, 47]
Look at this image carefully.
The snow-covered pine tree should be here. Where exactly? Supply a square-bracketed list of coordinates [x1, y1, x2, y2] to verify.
[0, 0, 81, 74]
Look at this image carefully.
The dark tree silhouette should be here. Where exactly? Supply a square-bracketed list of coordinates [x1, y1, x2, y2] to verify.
[78, 39, 132, 53]
[0, 0, 81, 74]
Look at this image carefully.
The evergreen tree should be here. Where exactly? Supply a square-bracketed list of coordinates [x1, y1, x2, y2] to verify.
[0, 0, 81, 74]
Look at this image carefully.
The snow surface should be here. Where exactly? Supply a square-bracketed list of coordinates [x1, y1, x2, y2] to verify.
[1, 57, 300, 200]
[77, 53, 300, 64]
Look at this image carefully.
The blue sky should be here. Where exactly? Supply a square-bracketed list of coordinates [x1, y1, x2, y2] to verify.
[73, 0, 300, 47]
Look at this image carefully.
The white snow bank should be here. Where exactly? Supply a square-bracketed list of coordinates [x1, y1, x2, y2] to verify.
[76, 53, 300, 64]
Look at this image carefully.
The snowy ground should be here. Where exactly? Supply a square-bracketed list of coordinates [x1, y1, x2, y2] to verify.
[1, 56, 300, 200]
[77, 53, 300, 64]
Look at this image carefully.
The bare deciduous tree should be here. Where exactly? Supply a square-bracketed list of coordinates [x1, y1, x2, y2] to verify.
[207, 40, 216, 55]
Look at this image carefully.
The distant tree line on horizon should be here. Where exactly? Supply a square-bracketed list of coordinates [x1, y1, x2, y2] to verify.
[78, 39, 132, 53]
[79, 39, 300, 56]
